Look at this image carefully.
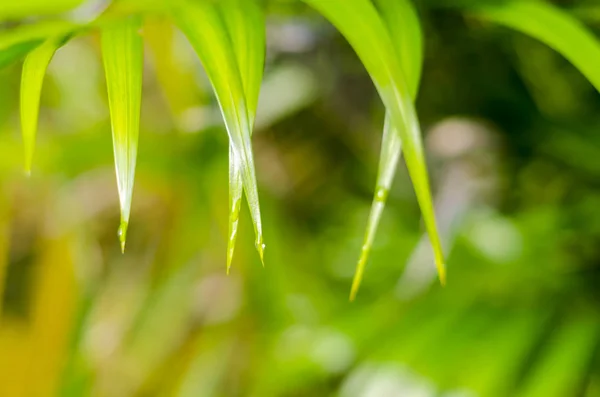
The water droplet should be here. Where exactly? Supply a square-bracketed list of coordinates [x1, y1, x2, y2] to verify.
[255, 240, 265, 251]
[118, 221, 128, 253]
[255, 239, 266, 266]
[375, 187, 388, 203]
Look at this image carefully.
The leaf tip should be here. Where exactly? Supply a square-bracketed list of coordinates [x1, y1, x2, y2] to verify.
[256, 238, 265, 267]
[349, 245, 370, 302]
[24, 151, 34, 176]
[227, 243, 234, 275]
[118, 221, 128, 254]
[435, 253, 447, 286]
[438, 263, 447, 287]
[227, 211, 240, 274]
[349, 287, 358, 302]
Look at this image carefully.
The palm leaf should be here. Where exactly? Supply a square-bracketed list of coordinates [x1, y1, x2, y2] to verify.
[227, 145, 244, 272]
[0, 0, 84, 21]
[1, 41, 41, 69]
[351, 0, 425, 300]
[219, 0, 266, 272]
[301, 0, 445, 297]
[470, 0, 600, 92]
[20, 36, 67, 174]
[0, 21, 76, 68]
[173, 0, 266, 265]
[101, 17, 144, 252]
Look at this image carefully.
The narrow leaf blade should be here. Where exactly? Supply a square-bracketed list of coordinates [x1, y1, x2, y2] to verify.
[219, 0, 266, 270]
[0, 20, 76, 68]
[101, 17, 144, 252]
[0, 0, 84, 21]
[1, 40, 41, 69]
[173, 0, 265, 264]
[470, 0, 600, 92]
[227, 145, 243, 273]
[301, 0, 444, 295]
[351, 0, 426, 300]
[376, 0, 423, 96]
[20, 37, 63, 173]
[219, 0, 265, 123]
[351, 115, 402, 300]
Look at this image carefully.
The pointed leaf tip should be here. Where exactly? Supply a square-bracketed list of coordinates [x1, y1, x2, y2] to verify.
[118, 221, 128, 253]
[101, 17, 143, 251]
[226, 239, 234, 274]
[437, 260, 447, 287]
[351, 114, 401, 300]
[316, 0, 442, 299]
[256, 239, 265, 267]
[220, 0, 266, 270]
[226, 200, 241, 275]
[174, 0, 266, 268]
[227, 145, 243, 273]
[350, 245, 370, 301]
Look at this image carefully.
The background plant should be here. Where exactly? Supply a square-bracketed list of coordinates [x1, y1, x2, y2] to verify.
[0, 0, 600, 396]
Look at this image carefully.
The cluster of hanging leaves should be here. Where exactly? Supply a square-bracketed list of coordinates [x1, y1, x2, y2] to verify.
[172, 0, 266, 272]
[4, 0, 600, 299]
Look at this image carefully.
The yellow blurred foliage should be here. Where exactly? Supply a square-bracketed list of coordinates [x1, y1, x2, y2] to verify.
[0, 236, 77, 397]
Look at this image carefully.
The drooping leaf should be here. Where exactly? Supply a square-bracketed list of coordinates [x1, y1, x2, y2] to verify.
[470, 0, 600, 92]
[351, 115, 402, 300]
[351, 0, 425, 300]
[300, 0, 444, 296]
[219, 0, 266, 272]
[219, 0, 265, 121]
[376, 0, 424, 93]
[101, 17, 144, 252]
[20, 36, 67, 174]
[173, 0, 266, 265]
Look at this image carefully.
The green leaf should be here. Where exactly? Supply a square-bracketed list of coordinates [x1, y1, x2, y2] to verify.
[0, 40, 40, 69]
[219, 0, 265, 121]
[173, 0, 266, 266]
[0, 21, 76, 68]
[20, 36, 66, 174]
[376, 0, 423, 94]
[227, 146, 244, 273]
[300, 0, 444, 298]
[351, 0, 425, 300]
[470, 0, 600, 92]
[101, 17, 144, 252]
[351, 115, 401, 300]
[220, 0, 266, 272]
[0, 0, 84, 21]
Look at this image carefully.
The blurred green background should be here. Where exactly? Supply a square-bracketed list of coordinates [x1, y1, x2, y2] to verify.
[1, 1, 600, 396]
